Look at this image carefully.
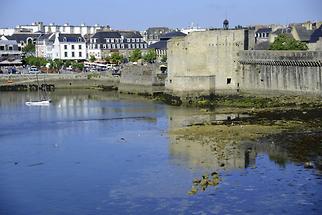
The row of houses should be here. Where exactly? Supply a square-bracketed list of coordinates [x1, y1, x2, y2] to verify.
[254, 21, 322, 50]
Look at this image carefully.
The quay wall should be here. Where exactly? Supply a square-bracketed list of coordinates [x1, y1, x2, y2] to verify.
[0, 74, 118, 89]
[238, 51, 322, 96]
[119, 63, 166, 95]
[120, 64, 166, 86]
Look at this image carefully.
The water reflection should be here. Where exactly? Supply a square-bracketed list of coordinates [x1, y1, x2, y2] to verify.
[0, 91, 321, 214]
[167, 106, 322, 173]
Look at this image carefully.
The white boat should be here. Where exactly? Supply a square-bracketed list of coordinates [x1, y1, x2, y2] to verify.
[25, 74, 51, 106]
[25, 100, 51, 106]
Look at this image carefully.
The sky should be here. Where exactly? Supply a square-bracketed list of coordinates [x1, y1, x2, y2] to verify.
[1, 0, 322, 30]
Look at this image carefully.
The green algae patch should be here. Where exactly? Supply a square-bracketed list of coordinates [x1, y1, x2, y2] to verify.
[188, 172, 221, 195]
[170, 124, 283, 142]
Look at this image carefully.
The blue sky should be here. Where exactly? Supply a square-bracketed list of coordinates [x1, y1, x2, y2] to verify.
[1, 0, 321, 30]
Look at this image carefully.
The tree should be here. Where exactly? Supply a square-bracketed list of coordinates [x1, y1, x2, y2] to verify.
[71, 61, 84, 71]
[64, 60, 72, 68]
[24, 56, 48, 67]
[53, 59, 64, 69]
[269, 34, 308, 51]
[129, 49, 142, 62]
[89, 55, 96, 62]
[104, 56, 111, 63]
[161, 55, 167, 63]
[22, 43, 35, 53]
[110, 52, 124, 65]
[143, 49, 157, 63]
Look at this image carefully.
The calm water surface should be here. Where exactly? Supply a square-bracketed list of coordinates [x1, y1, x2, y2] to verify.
[0, 91, 321, 215]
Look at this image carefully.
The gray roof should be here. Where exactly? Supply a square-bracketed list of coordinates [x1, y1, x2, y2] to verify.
[119, 31, 143, 38]
[256, 28, 272, 34]
[91, 31, 121, 43]
[0, 40, 18, 46]
[160, 31, 186, 40]
[58, 34, 85, 42]
[6, 33, 41, 43]
[294, 26, 314, 42]
[272, 27, 292, 35]
[146, 27, 170, 34]
[310, 25, 322, 43]
[149, 40, 167, 50]
[38, 33, 55, 42]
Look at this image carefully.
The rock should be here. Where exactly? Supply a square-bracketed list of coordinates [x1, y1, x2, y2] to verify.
[304, 162, 314, 169]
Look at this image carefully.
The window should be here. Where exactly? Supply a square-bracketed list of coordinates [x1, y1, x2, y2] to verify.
[63, 37, 67, 42]
[127, 39, 130, 43]
[78, 37, 82, 42]
[72, 52, 75, 57]
[64, 45, 67, 49]
[111, 38, 114, 43]
[107, 44, 111, 49]
[0, 46, 4, 51]
[227, 78, 231, 84]
[121, 44, 124, 49]
[79, 52, 82, 57]
[71, 45, 74, 49]
[8, 46, 13, 50]
[116, 44, 120, 49]
[136, 38, 139, 42]
[112, 44, 115, 49]
[136, 44, 139, 49]
[64, 52, 68, 57]
[79, 45, 82, 49]
[103, 44, 106, 49]
[132, 38, 135, 42]
[106, 38, 110, 43]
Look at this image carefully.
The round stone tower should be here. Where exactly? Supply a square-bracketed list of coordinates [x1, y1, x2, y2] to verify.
[223, 19, 229, 30]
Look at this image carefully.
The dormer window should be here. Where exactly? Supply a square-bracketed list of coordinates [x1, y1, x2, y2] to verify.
[78, 37, 82, 42]
[63, 37, 67, 42]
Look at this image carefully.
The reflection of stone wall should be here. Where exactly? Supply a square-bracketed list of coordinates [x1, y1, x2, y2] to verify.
[169, 135, 257, 170]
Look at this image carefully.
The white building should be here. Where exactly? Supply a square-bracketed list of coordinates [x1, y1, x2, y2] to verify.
[35, 33, 56, 59]
[15, 21, 111, 36]
[0, 28, 15, 36]
[52, 33, 87, 60]
[181, 23, 207, 34]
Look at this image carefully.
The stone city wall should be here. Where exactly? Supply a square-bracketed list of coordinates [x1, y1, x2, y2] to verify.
[166, 29, 255, 96]
[238, 51, 322, 95]
[120, 63, 166, 86]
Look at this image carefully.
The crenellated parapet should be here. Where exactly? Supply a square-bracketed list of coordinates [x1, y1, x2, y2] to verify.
[238, 50, 322, 67]
[239, 59, 322, 67]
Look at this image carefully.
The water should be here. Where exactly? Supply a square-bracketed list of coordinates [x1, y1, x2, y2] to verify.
[0, 91, 321, 215]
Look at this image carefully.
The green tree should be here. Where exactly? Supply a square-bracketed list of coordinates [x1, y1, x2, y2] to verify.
[269, 34, 308, 51]
[53, 59, 64, 69]
[161, 55, 167, 63]
[143, 49, 157, 63]
[129, 49, 142, 62]
[64, 60, 72, 68]
[104, 56, 111, 63]
[89, 55, 96, 62]
[24, 56, 48, 67]
[71, 62, 84, 71]
[110, 52, 124, 65]
[22, 43, 35, 53]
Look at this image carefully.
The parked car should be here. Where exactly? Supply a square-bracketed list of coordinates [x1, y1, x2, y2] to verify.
[28, 66, 40, 74]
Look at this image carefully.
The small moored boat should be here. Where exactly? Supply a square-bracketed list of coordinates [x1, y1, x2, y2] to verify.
[25, 100, 51, 106]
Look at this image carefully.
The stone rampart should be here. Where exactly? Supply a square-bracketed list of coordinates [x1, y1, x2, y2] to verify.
[120, 63, 166, 86]
[238, 51, 322, 95]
